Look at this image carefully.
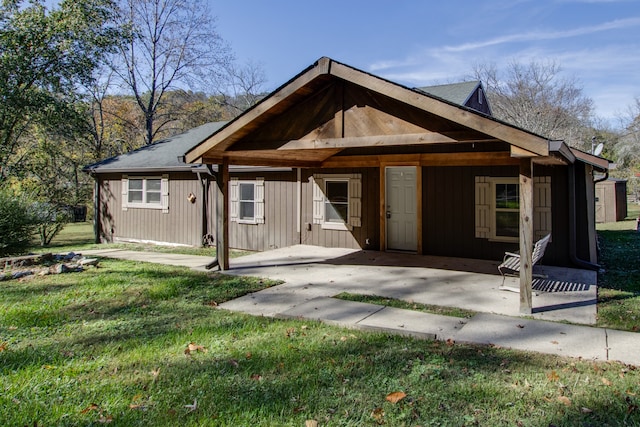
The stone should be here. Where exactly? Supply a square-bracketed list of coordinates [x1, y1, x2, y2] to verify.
[79, 258, 99, 267]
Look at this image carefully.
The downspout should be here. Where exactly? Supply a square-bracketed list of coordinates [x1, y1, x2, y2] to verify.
[93, 174, 100, 244]
[568, 163, 600, 271]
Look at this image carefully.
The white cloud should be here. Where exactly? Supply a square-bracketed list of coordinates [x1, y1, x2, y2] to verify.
[440, 17, 640, 53]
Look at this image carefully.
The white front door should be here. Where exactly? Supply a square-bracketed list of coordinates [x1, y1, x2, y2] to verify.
[386, 166, 417, 252]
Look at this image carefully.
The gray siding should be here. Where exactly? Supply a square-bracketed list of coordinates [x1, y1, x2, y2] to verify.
[98, 172, 203, 246]
[227, 171, 299, 252]
[301, 168, 380, 250]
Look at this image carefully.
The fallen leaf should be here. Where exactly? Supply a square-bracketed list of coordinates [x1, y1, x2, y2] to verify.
[446, 338, 455, 346]
[551, 340, 559, 345]
[558, 396, 571, 406]
[81, 403, 100, 414]
[305, 420, 318, 427]
[185, 342, 207, 355]
[151, 368, 160, 379]
[245, 352, 252, 359]
[340, 336, 348, 342]
[251, 374, 263, 381]
[386, 391, 407, 404]
[371, 407, 385, 423]
[184, 399, 197, 412]
[601, 377, 613, 386]
[626, 389, 637, 397]
[98, 415, 113, 424]
[581, 407, 593, 413]
[228, 359, 239, 367]
[547, 370, 560, 382]
[0, 342, 7, 352]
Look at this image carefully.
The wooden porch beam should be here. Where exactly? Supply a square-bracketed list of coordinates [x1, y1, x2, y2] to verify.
[321, 151, 520, 168]
[215, 159, 230, 271]
[519, 158, 534, 314]
[279, 132, 457, 150]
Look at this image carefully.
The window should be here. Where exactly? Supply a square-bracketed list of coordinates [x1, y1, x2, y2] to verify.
[230, 178, 264, 224]
[475, 176, 552, 242]
[128, 178, 161, 205]
[122, 175, 169, 212]
[239, 182, 256, 221]
[493, 180, 519, 239]
[312, 174, 361, 231]
[324, 180, 349, 224]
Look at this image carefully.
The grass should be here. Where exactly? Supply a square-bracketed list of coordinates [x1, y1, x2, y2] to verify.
[2, 259, 640, 426]
[1, 216, 640, 425]
[596, 203, 640, 331]
[32, 222, 250, 258]
[335, 292, 478, 319]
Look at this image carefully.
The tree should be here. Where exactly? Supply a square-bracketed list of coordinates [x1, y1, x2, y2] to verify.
[213, 60, 268, 118]
[0, 0, 123, 182]
[472, 60, 594, 148]
[113, 0, 232, 145]
[611, 98, 640, 199]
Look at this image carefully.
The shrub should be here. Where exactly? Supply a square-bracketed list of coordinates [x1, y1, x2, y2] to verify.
[0, 188, 37, 256]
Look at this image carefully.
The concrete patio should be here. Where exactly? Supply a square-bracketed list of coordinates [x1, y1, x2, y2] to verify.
[222, 245, 598, 325]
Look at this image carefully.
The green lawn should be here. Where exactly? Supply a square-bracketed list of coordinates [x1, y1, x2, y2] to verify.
[1, 215, 638, 425]
[596, 203, 640, 331]
[2, 259, 640, 426]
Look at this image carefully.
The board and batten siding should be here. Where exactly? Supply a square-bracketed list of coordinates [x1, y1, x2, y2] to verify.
[301, 168, 379, 250]
[227, 171, 299, 252]
[422, 165, 571, 266]
[98, 172, 203, 246]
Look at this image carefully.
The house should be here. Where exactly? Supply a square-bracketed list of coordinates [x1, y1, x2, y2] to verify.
[85, 79, 491, 250]
[183, 57, 609, 314]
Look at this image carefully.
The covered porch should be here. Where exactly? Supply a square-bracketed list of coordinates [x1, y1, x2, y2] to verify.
[223, 245, 598, 325]
[185, 57, 608, 315]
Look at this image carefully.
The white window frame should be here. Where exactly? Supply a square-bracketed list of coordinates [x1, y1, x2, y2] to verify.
[475, 175, 552, 242]
[312, 173, 362, 231]
[230, 177, 265, 225]
[323, 179, 350, 230]
[122, 175, 169, 212]
[490, 177, 519, 242]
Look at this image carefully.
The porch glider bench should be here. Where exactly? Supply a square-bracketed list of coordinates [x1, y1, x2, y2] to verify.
[498, 233, 551, 292]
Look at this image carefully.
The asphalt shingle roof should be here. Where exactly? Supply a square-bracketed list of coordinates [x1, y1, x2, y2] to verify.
[414, 81, 481, 106]
[84, 122, 228, 173]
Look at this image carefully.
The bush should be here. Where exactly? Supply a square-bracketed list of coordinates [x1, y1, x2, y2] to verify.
[0, 188, 37, 256]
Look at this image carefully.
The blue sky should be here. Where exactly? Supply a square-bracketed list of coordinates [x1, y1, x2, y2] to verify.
[212, 0, 640, 126]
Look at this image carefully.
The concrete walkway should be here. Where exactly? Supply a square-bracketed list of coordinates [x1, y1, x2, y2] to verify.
[81, 246, 640, 366]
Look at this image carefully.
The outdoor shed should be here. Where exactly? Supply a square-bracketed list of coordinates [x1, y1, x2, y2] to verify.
[595, 178, 628, 223]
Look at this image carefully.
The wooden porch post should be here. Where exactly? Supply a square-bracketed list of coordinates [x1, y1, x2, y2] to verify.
[519, 159, 534, 314]
[216, 159, 230, 271]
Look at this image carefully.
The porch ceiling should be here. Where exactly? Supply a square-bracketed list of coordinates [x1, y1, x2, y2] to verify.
[186, 57, 551, 168]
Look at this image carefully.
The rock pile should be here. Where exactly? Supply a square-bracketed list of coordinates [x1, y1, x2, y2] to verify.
[0, 252, 99, 281]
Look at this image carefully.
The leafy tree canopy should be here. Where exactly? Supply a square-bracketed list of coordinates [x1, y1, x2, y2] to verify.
[0, 0, 124, 181]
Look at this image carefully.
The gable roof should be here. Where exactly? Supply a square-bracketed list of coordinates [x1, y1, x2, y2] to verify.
[84, 121, 228, 174]
[185, 57, 552, 167]
[415, 81, 482, 106]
